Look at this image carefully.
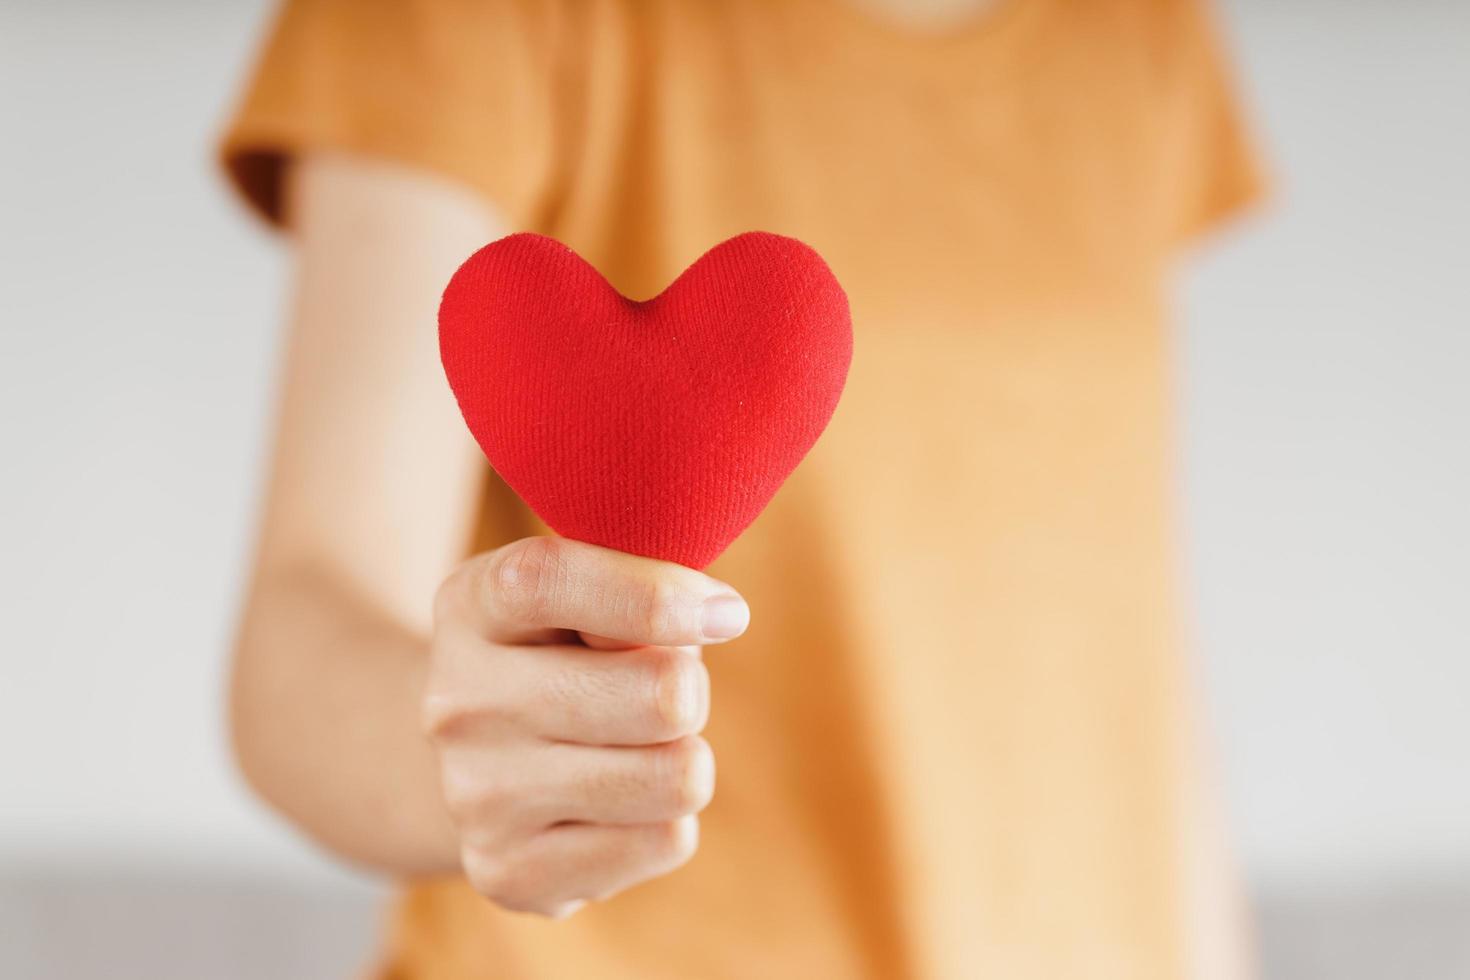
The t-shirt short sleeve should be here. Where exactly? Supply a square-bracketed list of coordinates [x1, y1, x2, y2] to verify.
[218, 0, 567, 228]
[1157, 0, 1269, 246]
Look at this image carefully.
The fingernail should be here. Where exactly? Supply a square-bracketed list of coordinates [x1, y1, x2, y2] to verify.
[700, 594, 750, 641]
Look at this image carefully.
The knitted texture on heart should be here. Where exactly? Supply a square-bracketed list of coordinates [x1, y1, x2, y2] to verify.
[438, 232, 852, 569]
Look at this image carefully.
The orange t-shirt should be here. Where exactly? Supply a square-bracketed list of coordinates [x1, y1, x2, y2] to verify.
[222, 1, 1264, 976]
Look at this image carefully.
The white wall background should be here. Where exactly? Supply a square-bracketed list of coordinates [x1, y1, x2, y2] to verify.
[1, 0, 1466, 896]
[0, 1, 309, 877]
[1180, 0, 1470, 888]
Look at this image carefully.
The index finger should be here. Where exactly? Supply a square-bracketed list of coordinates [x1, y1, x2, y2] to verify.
[447, 537, 750, 647]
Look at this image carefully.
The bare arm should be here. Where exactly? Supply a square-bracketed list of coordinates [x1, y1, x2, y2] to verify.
[231, 151, 495, 874]
[231, 153, 749, 911]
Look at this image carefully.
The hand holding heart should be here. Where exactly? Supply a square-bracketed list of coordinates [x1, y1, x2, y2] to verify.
[426, 233, 848, 914]
[424, 536, 748, 918]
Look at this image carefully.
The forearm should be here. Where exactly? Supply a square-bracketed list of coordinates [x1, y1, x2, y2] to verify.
[231, 562, 460, 877]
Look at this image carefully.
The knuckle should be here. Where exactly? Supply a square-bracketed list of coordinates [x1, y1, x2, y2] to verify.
[461, 846, 511, 901]
[438, 767, 480, 822]
[490, 537, 566, 623]
[439, 766, 510, 827]
[641, 649, 708, 738]
[419, 691, 465, 741]
[658, 736, 716, 815]
[629, 576, 692, 641]
[464, 847, 557, 915]
[420, 652, 514, 741]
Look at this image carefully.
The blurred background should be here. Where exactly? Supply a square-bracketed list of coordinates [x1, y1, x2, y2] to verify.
[1, 1, 1466, 977]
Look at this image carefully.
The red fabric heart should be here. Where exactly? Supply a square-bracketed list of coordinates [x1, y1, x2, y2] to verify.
[438, 232, 852, 569]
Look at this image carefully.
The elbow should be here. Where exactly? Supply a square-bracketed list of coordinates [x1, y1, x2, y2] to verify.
[225, 574, 302, 820]
[226, 623, 278, 812]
